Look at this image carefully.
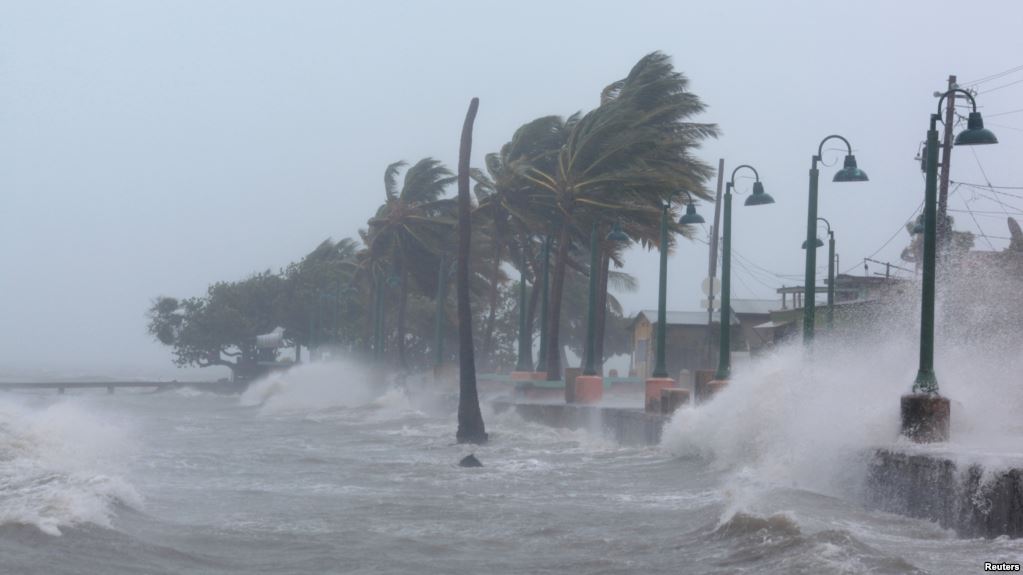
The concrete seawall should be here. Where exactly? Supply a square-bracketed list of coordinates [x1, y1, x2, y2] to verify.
[492, 401, 667, 446]
[867, 449, 1023, 538]
[494, 399, 1023, 538]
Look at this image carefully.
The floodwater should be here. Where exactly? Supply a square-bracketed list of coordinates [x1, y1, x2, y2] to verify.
[2, 346, 1022, 574]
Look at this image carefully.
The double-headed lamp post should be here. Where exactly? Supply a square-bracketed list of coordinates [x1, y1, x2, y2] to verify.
[644, 193, 706, 412]
[902, 88, 997, 443]
[712, 165, 775, 384]
[803, 136, 868, 344]
[802, 217, 836, 329]
[575, 221, 629, 404]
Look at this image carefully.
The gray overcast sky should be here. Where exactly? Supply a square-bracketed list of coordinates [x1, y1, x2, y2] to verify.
[2, 0, 1021, 378]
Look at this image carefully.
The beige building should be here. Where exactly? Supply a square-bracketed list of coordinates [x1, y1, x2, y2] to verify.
[629, 299, 775, 381]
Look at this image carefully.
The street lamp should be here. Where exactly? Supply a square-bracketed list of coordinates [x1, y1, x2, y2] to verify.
[803, 135, 868, 344]
[372, 271, 398, 363]
[535, 235, 551, 374]
[713, 165, 775, 383]
[801, 218, 836, 329]
[644, 192, 706, 412]
[433, 252, 451, 371]
[514, 248, 534, 373]
[650, 192, 705, 380]
[576, 220, 629, 404]
[902, 88, 997, 443]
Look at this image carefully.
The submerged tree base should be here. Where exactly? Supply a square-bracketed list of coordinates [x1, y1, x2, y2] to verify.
[455, 429, 489, 445]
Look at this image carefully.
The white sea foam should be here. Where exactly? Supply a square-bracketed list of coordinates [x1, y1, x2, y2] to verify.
[0, 397, 141, 535]
[240, 359, 404, 416]
[661, 275, 1023, 501]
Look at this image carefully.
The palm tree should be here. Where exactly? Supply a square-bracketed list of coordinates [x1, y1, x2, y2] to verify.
[364, 158, 456, 369]
[456, 98, 487, 445]
[518, 52, 719, 379]
[470, 116, 567, 370]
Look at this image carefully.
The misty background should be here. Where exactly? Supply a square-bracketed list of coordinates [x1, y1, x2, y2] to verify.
[2, 0, 1021, 379]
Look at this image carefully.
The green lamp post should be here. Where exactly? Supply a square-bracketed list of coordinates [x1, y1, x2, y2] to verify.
[535, 235, 551, 373]
[372, 272, 399, 363]
[433, 253, 450, 369]
[902, 88, 996, 442]
[715, 165, 775, 381]
[649, 193, 705, 380]
[803, 136, 868, 344]
[582, 221, 629, 377]
[802, 217, 836, 329]
[514, 249, 534, 373]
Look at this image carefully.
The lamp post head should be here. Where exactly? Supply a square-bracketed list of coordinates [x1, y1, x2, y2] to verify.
[678, 202, 706, 225]
[606, 221, 630, 243]
[833, 154, 869, 182]
[744, 181, 775, 206]
[954, 111, 998, 146]
[802, 237, 825, 249]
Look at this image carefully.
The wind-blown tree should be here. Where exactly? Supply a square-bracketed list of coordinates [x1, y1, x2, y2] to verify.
[364, 158, 456, 369]
[281, 237, 362, 357]
[147, 271, 289, 380]
[518, 52, 719, 379]
[471, 116, 568, 368]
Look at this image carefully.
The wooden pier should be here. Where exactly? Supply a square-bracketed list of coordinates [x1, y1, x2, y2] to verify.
[0, 380, 247, 394]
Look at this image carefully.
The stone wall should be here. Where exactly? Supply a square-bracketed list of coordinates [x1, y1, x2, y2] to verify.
[492, 401, 666, 446]
[866, 449, 1023, 538]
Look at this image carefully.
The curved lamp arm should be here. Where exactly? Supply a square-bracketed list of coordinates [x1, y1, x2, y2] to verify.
[816, 134, 854, 161]
[936, 88, 978, 118]
[728, 164, 760, 190]
[816, 217, 832, 235]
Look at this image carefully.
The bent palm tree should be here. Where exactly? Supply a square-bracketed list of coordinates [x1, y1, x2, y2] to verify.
[364, 158, 455, 369]
[519, 52, 719, 379]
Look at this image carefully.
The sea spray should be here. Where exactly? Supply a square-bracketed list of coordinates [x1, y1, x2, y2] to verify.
[0, 396, 141, 535]
[240, 359, 383, 414]
[661, 264, 1023, 505]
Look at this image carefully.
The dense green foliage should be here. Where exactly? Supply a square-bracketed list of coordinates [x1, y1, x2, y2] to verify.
[148, 51, 717, 379]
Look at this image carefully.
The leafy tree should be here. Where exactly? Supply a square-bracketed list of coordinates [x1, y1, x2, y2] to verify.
[147, 271, 289, 380]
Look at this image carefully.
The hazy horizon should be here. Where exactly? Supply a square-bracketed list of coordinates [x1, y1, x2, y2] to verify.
[3, 0, 1021, 378]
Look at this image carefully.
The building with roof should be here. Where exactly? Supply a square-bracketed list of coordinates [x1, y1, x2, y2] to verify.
[629, 299, 777, 382]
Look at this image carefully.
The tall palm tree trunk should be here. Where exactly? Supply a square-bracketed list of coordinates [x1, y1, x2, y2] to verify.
[544, 220, 572, 380]
[456, 98, 487, 445]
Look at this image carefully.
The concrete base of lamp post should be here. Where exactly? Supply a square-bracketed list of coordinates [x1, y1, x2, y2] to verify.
[573, 375, 603, 404]
[510, 371, 548, 381]
[705, 379, 729, 399]
[644, 377, 676, 413]
[563, 367, 582, 404]
[660, 388, 690, 415]
[694, 369, 717, 403]
[900, 393, 950, 443]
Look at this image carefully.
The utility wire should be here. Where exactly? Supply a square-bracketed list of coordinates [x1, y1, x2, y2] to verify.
[961, 64, 1023, 87]
[980, 77, 1023, 95]
[986, 107, 1023, 118]
[841, 200, 925, 275]
[951, 180, 1023, 190]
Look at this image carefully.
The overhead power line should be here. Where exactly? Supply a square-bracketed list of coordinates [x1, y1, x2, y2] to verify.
[980, 77, 1023, 95]
[961, 64, 1023, 87]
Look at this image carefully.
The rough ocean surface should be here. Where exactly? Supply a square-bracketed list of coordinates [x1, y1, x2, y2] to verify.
[2, 358, 1022, 575]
